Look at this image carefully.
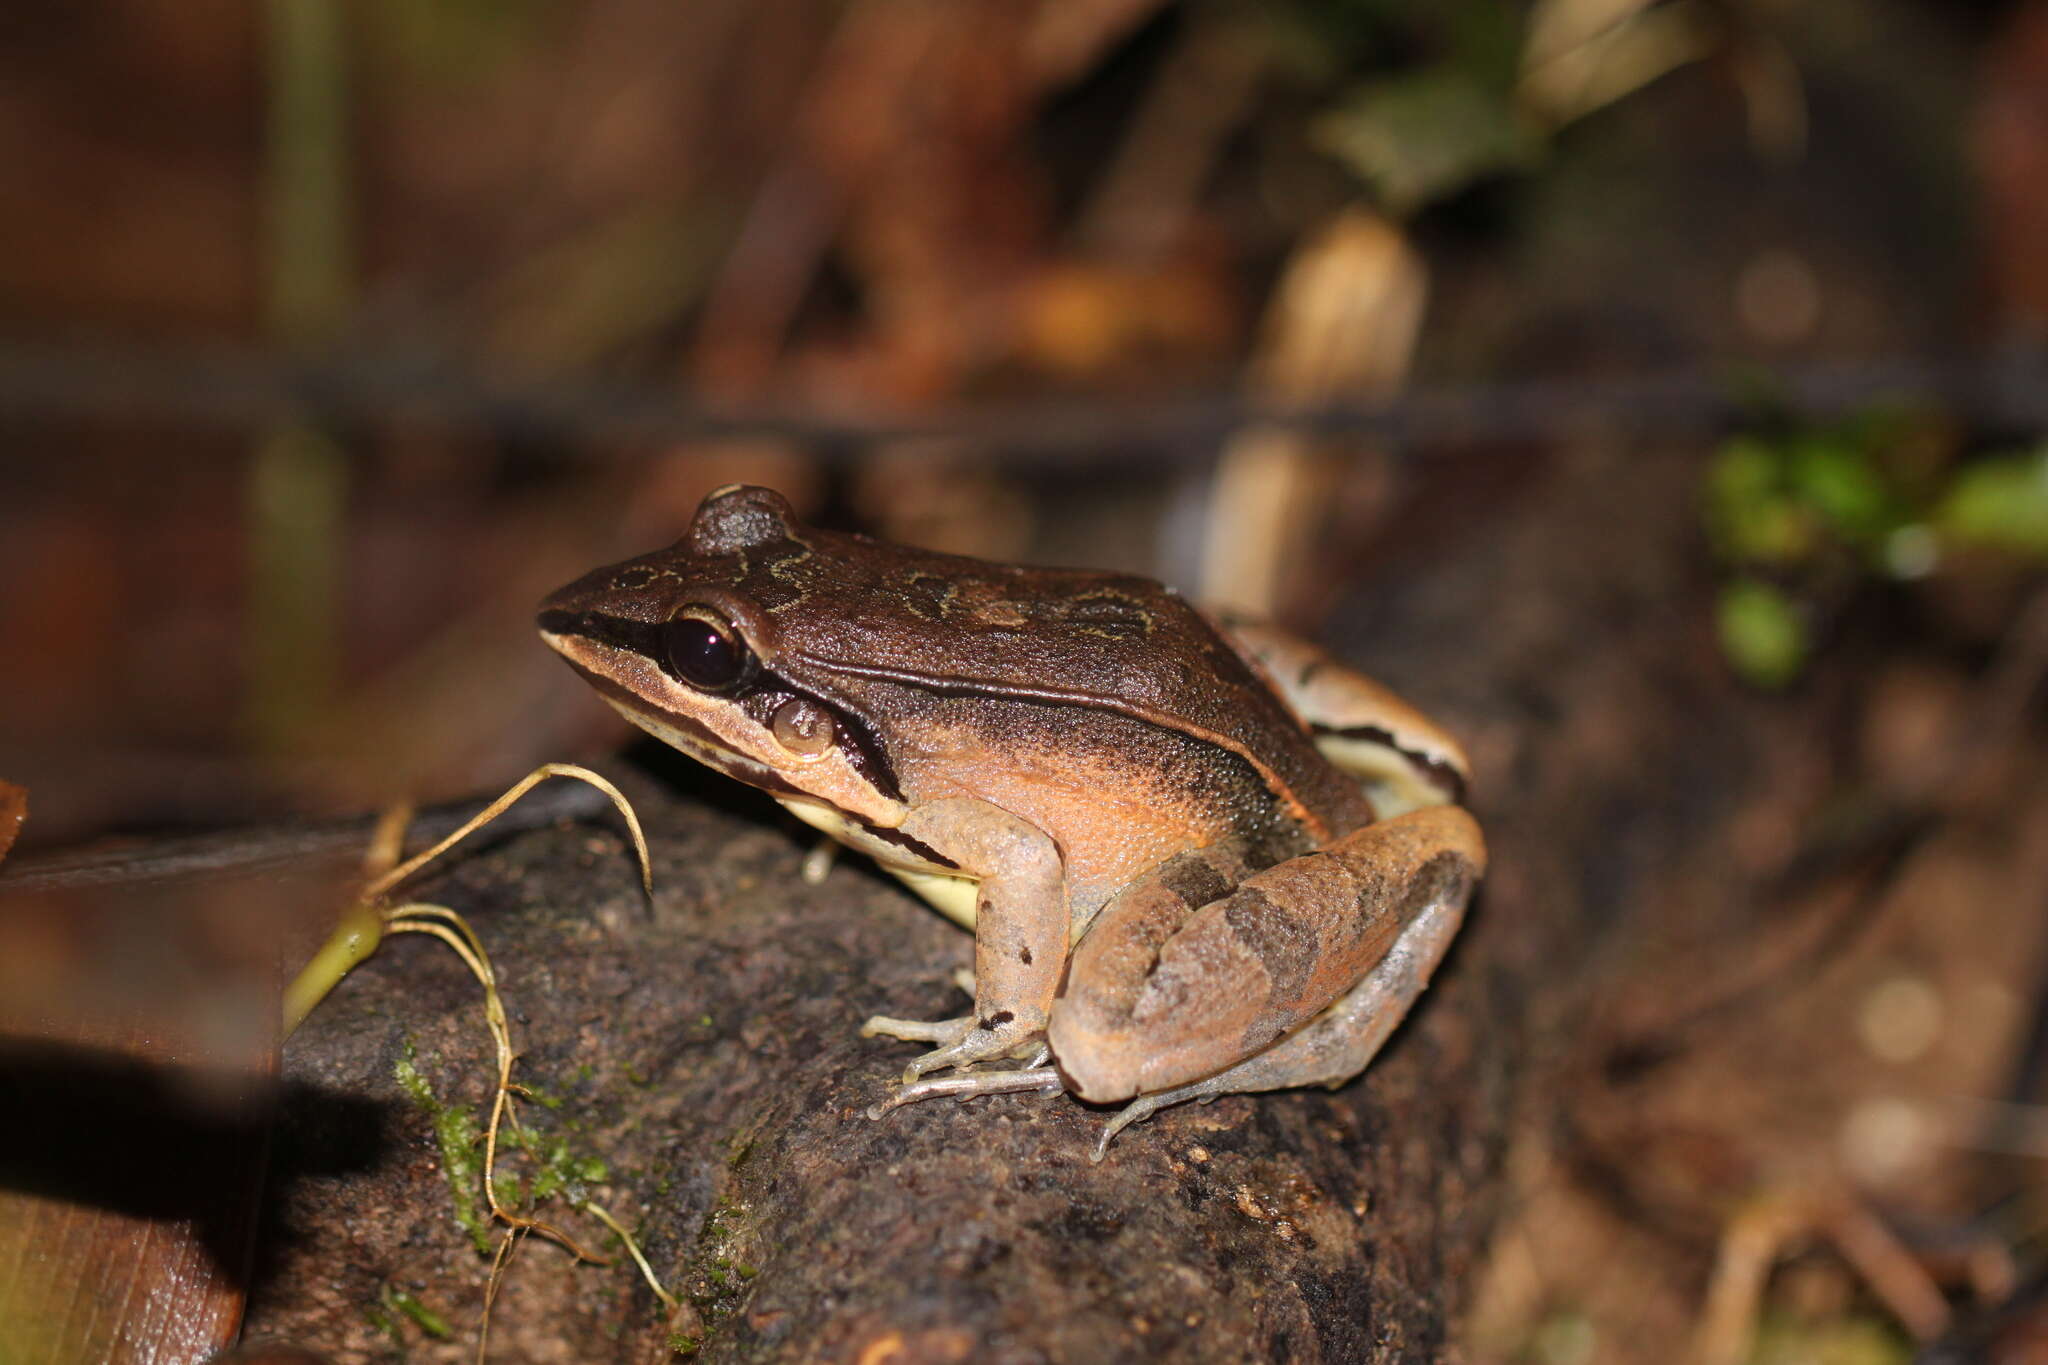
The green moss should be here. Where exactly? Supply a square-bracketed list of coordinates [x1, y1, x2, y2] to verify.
[381, 1284, 452, 1339]
[725, 1129, 757, 1171]
[362, 1304, 402, 1346]
[523, 1081, 568, 1111]
[503, 1123, 611, 1208]
[680, 1197, 758, 1347]
[394, 1038, 493, 1255]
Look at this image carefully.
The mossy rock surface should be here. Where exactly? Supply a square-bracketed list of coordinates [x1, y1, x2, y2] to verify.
[244, 755, 1514, 1363]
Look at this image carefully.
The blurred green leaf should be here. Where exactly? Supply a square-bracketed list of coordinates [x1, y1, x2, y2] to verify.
[1704, 437, 1813, 565]
[1520, 0, 1715, 128]
[1934, 447, 2048, 559]
[1705, 423, 1912, 567]
[1787, 435, 1897, 546]
[1312, 68, 1541, 213]
[1717, 579, 1807, 688]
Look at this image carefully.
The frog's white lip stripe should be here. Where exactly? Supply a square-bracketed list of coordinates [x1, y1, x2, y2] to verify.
[541, 630, 808, 795]
[602, 696, 778, 785]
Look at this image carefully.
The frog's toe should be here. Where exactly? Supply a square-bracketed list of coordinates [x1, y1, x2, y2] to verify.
[1090, 1091, 1178, 1162]
[866, 1064, 1064, 1120]
[899, 1018, 1043, 1081]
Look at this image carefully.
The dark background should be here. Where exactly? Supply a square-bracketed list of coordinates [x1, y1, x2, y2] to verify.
[2, 2, 2047, 1361]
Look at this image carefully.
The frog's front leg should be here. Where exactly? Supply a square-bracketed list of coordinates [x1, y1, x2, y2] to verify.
[1047, 804, 1484, 1110]
[860, 797, 1069, 1081]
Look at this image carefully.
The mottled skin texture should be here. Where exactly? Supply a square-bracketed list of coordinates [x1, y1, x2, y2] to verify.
[539, 485, 1485, 1140]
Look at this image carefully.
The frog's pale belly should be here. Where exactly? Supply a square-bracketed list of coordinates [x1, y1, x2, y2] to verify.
[777, 795, 983, 929]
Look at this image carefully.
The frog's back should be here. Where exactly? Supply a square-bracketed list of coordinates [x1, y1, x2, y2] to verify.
[677, 487, 1369, 840]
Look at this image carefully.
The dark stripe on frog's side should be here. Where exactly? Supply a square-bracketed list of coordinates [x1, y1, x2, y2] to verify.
[738, 547, 1360, 835]
[1311, 722, 1469, 806]
[540, 608, 664, 667]
[539, 607, 907, 804]
[789, 656, 1357, 843]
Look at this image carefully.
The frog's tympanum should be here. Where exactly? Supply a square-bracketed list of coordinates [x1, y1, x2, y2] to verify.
[540, 486, 1485, 1155]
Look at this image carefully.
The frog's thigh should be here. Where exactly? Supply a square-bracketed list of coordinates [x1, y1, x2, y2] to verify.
[1048, 805, 1484, 1104]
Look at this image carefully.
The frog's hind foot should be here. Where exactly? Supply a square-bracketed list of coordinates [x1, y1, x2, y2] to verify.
[1091, 1093, 1170, 1163]
[866, 1064, 1064, 1121]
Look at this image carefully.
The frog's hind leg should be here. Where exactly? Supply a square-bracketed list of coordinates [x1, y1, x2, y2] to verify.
[1046, 804, 1484, 1154]
[1089, 877, 1465, 1160]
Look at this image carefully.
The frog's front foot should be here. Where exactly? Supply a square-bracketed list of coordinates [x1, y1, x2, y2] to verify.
[859, 1012, 974, 1047]
[857, 967, 983, 1048]
[900, 1013, 1047, 1080]
[860, 1009, 1047, 1082]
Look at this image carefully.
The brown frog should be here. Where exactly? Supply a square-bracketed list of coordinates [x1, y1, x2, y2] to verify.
[539, 485, 1485, 1155]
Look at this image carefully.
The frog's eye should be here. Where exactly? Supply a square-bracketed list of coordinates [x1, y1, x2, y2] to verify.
[771, 696, 836, 758]
[665, 610, 752, 691]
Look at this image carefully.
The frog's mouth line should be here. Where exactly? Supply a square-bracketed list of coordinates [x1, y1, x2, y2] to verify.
[539, 631, 809, 801]
[541, 628, 956, 870]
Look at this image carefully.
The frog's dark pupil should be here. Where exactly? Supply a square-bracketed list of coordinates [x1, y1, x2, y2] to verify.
[668, 616, 746, 689]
